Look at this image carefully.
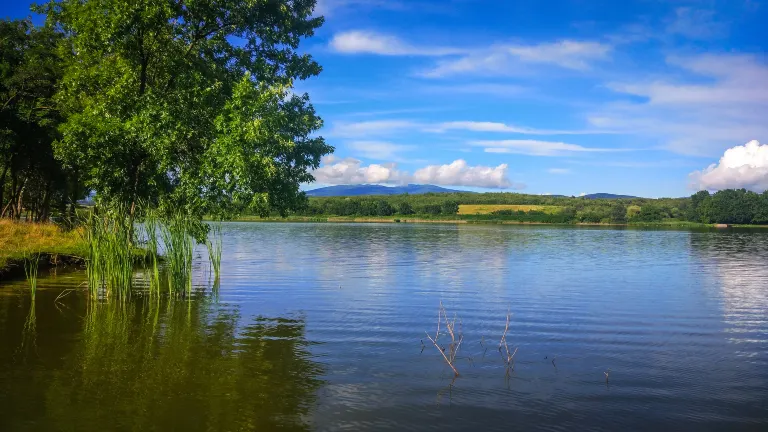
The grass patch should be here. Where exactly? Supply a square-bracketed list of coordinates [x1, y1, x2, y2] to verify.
[0, 219, 87, 272]
[458, 204, 562, 215]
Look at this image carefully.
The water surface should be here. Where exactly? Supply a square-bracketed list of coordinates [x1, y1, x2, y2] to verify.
[2, 223, 768, 430]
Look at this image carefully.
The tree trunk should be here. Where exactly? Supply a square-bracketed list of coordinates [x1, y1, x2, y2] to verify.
[0, 164, 8, 215]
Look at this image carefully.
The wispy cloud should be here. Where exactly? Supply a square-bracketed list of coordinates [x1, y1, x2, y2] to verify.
[472, 139, 625, 156]
[330, 31, 467, 56]
[329, 120, 419, 137]
[347, 141, 414, 160]
[547, 168, 571, 174]
[432, 121, 614, 135]
[422, 40, 612, 77]
[330, 119, 613, 138]
[666, 7, 726, 40]
[595, 53, 768, 156]
[315, 0, 405, 17]
[312, 156, 522, 188]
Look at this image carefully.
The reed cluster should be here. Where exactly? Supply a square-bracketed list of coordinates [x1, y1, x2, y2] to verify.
[83, 209, 135, 299]
[159, 215, 196, 297]
[23, 251, 40, 298]
[206, 223, 222, 280]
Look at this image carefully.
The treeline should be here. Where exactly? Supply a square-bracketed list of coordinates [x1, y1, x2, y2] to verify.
[293, 190, 768, 225]
[301, 197, 459, 216]
[688, 189, 768, 224]
[0, 20, 85, 222]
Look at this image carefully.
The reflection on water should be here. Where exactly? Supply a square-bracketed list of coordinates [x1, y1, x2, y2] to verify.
[2, 223, 768, 430]
[0, 290, 323, 431]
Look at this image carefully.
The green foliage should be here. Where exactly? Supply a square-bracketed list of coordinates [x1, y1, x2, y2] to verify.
[0, 19, 84, 221]
[36, 0, 330, 224]
[687, 189, 768, 224]
[285, 190, 768, 225]
[610, 203, 627, 223]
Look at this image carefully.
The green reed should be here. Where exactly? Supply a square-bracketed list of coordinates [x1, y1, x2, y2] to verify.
[159, 215, 195, 297]
[206, 223, 222, 280]
[23, 250, 41, 299]
[83, 209, 134, 299]
[142, 211, 162, 294]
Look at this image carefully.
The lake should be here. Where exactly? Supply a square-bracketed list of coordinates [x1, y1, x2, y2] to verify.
[1, 222, 768, 431]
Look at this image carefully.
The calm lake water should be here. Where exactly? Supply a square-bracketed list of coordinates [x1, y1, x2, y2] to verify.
[2, 222, 768, 431]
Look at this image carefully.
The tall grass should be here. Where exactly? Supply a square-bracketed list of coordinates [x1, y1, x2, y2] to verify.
[83, 209, 134, 299]
[160, 215, 195, 297]
[206, 223, 222, 280]
[142, 212, 161, 294]
[23, 251, 40, 298]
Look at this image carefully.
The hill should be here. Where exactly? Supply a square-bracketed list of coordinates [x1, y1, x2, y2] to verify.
[583, 193, 639, 199]
[305, 184, 465, 197]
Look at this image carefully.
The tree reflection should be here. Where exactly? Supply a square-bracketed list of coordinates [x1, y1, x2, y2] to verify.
[31, 296, 324, 431]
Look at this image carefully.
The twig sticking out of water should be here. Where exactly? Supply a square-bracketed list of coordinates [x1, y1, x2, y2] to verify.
[604, 370, 610, 383]
[499, 310, 518, 374]
[425, 302, 463, 376]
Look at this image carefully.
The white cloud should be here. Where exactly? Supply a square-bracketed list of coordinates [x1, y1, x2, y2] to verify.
[578, 192, 587, 197]
[329, 120, 419, 137]
[688, 140, 768, 192]
[347, 141, 413, 160]
[472, 139, 623, 156]
[312, 156, 410, 185]
[547, 168, 571, 174]
[597, 54, 768, 156]
[413, 160, 518, 188]
[330, 31, 466, 56]
[666, 8, 725, 40]
[312, 157, 521, 189]
[331, 119, 612, 138]
[433, 121, 613, 135]
[422, 40, 611, 77]
[421, 83, 527, 97]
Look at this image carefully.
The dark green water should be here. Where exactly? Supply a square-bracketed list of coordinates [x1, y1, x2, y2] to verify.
[2, 223, 768, 431]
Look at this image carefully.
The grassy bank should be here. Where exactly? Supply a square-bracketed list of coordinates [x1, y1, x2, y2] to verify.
[0, 219, 88, 274]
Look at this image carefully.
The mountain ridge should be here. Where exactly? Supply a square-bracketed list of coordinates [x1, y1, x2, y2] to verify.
[305, 185, 640, 199]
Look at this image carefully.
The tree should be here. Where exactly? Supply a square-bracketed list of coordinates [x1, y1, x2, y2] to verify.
[42, 0, 331, 226]
[610, 203, 627, 223]
[0, 19, 82, 221]
[397, 201, 414, 215]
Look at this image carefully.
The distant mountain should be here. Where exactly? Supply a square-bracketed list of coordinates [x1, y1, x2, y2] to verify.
[305, 184, 465, 197]
[583, 193, 639, 199]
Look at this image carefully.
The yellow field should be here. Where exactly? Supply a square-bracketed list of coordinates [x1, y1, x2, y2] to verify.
[458, 204, 562, 215]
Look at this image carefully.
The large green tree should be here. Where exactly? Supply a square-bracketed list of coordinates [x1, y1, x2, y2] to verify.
[0, 19, 81, 221]
[42, 0, 331, 223]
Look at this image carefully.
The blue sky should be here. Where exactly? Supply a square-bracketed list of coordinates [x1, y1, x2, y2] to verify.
[5, 0, 767, 197]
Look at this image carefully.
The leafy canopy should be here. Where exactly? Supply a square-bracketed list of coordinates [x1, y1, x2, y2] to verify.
[41, 0, 331, 221]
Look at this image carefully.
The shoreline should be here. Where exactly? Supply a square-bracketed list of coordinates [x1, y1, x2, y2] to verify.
[225, 216, 768, 229]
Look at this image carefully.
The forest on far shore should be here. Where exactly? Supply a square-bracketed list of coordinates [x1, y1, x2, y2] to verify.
[289, 189, 768, 225]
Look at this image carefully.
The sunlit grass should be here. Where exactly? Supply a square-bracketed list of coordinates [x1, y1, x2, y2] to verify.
[0, 219, 86, 271]
[458, 204, 563, 215]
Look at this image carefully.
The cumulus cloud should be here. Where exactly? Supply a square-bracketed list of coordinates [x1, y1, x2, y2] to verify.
[311, 157, 520, 189]
[413, 160, 518, 188]
[688, 140, 768, 192]
[312, 156, 410, 185]
[329, 31, 466, 56]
